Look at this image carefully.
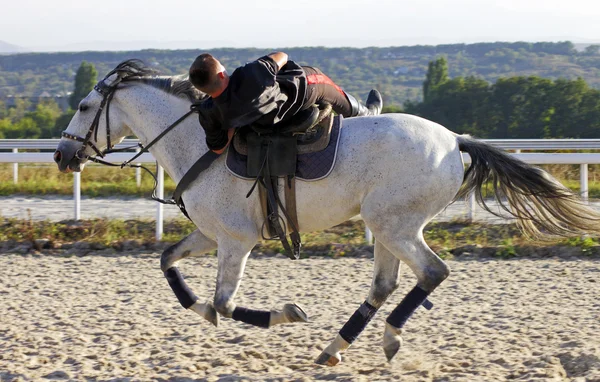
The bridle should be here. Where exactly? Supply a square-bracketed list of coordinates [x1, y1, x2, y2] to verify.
[61, 80, 119, 160]
[60, 77, 195, 204]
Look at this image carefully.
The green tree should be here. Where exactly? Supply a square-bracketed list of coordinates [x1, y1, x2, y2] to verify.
[69, 61, 98, 110]
[53, 109, 76, 137]
[26, 100, 62, 138]
[423, 57, 449, 102]
[583, 45, 599, 56]
[0, 117, 41, 138]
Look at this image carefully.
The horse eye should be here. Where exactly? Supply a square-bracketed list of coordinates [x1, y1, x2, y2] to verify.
[79, 104, 89, 112]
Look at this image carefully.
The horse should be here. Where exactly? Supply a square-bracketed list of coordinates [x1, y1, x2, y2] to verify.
[54, 60, 600, 366]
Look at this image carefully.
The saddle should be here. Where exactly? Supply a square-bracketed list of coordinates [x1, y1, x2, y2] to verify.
[236, 104, 335, 260]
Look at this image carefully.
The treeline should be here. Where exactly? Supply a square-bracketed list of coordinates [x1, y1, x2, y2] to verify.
[1, 41, 599, 106]
[0, 98, 73, 139]
[0, 62, 95, 139]
[402, 57, 600, 138]
[1, 52, 600, 139]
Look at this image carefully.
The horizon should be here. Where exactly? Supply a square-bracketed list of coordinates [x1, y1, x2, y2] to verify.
[1, 38, 599, 54]
[2, 0, 599, 53]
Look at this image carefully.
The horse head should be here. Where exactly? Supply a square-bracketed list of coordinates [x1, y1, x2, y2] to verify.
[54, 60, 151, 173]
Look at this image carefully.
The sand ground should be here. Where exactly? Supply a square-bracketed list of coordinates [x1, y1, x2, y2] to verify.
[1, 253, 599, 381]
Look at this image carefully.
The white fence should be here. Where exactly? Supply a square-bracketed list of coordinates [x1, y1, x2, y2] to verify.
[2, 139, 600, 241]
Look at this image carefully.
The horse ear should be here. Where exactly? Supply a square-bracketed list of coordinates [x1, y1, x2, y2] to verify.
[103, 73, 121, 87]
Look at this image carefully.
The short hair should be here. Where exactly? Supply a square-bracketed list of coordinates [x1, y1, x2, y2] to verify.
[189, 54, 222, 93]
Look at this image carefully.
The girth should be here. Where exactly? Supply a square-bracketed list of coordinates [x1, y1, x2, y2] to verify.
[244, 104, 333, 260]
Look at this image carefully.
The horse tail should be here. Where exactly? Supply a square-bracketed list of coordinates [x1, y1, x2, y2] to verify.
[455, 135, 600, 239]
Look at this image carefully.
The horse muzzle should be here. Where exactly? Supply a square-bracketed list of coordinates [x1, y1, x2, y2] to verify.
[54, 142, 85, 173]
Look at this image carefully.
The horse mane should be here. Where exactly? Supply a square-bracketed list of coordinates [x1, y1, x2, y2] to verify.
[105, 59, 208, 102]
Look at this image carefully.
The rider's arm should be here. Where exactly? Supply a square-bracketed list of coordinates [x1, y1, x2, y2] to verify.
[267, 52, 288, 71]
[211, 128, 235, 155]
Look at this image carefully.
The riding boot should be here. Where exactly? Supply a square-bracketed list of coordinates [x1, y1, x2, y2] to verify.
[346, 89, 383, 117]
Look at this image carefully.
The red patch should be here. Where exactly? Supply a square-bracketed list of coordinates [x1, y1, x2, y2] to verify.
[306, 74, 345, 96]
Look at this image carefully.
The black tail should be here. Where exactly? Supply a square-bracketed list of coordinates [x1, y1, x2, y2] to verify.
[456, 136, 600, 239]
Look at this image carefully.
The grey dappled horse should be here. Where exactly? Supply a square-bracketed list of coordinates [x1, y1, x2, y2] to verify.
[54, 61, 600, 365]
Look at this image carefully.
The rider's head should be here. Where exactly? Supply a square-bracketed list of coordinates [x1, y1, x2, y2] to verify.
[189, 53, 229, 97]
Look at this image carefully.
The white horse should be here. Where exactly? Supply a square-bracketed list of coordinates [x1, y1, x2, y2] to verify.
[54, 61, 600, 366]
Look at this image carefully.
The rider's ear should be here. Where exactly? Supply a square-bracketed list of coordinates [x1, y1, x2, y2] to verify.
[217, 71, 226, 79]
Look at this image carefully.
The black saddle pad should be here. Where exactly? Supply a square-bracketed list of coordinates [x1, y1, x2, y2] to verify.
[226, 115, 343, 181]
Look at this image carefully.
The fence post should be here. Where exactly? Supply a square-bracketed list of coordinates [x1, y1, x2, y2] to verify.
[12, 148, 18, 184]
[467, 192, 475, 222]
[135, 147, 141, 188]
[74, 172, 81, 220]
[156, 165, 164, 241]
[580, 163, 589, 202]
[365, 228, 374, 245]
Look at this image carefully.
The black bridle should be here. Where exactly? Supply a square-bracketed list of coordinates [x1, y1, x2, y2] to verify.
[61, 81, 118, 160]
[61, 78, 195, 204]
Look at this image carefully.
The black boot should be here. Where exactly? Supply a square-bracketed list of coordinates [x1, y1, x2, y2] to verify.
[346, 89, 383, 117]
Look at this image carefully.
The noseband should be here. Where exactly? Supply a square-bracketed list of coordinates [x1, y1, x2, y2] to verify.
[61, 80, 117, 160]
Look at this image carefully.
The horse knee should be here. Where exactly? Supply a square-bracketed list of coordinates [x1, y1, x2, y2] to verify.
[370, 277, 401, 307]
[419, 262, 450, 292]
[160, 243, 189, 273]
[214, 295, 236, 318]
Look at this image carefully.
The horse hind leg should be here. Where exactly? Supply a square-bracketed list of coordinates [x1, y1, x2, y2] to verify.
[161, 229, 219, 326]
[316, 240, 402, 366]
[373, 230, 450, 362]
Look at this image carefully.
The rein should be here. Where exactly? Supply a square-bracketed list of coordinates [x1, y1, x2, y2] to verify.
[61, 79, 197, 206]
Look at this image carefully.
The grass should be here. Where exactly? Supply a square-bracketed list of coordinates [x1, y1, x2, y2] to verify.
[2, 216, 598, 259]
[0, 163, 176, 197]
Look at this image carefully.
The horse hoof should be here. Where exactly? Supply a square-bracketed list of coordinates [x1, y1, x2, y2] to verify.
[384, 341, 401, 362]
[283, 303, 308, 323]
[205, 303, 219, 327]
[190, 301, 219, 327]
[383, 323, 403, 362]
[315, 351, 341, 366]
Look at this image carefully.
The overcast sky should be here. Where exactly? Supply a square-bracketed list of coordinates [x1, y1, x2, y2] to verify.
[2, 0, 599, 51]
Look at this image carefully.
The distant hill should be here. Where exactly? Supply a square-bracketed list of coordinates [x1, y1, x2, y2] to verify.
[0, 40, 25, 54]
[1, 41, 599, 105]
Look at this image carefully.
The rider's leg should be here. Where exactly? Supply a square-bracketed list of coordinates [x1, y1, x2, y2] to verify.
[303, 66, 382, 117]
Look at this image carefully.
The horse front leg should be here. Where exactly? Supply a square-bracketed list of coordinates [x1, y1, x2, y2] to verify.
[316, 240, 402, 366]
[213, 237, 308, 328]
[160, 229, 219, 326]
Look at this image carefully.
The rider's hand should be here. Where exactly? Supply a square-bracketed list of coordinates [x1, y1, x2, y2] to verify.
[211, 128, 235, 155]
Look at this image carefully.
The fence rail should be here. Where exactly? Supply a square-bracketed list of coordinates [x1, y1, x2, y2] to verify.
[2, 139, 600, 241]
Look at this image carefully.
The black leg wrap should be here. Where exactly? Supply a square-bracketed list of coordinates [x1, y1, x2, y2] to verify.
[386, 286, 429, 329]
[164, 267, 198, 309]
[232, 307, 271, 328]
[339, 301, 378, 344]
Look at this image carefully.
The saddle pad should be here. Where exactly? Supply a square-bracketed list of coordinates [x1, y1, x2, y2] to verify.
[226, 115, 343, 181]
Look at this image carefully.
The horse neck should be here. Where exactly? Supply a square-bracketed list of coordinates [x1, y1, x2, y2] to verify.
[119, 85, 208, 184]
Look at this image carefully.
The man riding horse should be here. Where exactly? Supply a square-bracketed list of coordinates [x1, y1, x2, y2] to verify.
[188, 52, 383, 154]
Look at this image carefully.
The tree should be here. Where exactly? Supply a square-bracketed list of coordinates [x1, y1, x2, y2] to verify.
[423, 57, 449, 102]
[26, 99, 62, 138]
[53, 109, 76, 137]
[69, 61, 98, 110]
[584, 45, 600, 56]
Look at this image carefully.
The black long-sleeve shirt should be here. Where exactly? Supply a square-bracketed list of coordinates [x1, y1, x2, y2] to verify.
[196, 56, 307, 150]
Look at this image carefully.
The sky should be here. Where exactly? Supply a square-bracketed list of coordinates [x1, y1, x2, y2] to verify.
[2, 0, 599, 51]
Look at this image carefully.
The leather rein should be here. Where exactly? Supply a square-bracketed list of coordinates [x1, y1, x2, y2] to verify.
[60, 79, 196, 205]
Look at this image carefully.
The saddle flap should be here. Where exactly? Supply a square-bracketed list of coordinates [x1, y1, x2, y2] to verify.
[247, 134, 298, 177]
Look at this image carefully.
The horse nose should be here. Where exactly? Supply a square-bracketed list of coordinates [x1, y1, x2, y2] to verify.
[53, 150, 62, 164]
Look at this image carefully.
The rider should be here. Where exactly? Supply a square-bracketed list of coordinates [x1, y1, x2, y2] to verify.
[188, 52, 383, 154]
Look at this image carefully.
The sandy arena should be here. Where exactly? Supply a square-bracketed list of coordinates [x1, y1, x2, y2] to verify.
[1, 252, 599, 381]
